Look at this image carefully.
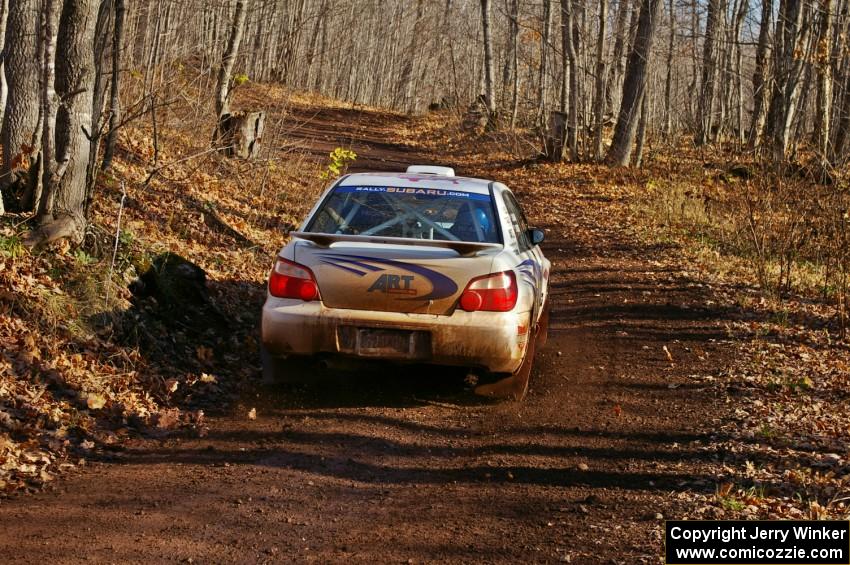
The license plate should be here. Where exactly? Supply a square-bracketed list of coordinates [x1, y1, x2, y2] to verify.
[358, 328, 414, 356]
[336, 327, 430, 359]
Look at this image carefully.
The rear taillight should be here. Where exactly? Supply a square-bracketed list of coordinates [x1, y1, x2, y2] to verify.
[459, 271, 518, 312]
[268, 257, 320, 301]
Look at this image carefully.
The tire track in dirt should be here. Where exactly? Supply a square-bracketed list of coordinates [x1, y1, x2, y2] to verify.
[0, 106, 734, 564]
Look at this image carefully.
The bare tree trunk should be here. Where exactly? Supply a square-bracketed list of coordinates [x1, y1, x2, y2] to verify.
[509, 0, 520, 128]
[634, 90, 649, 166]
[396, 0, 423, 111]
[214, 0, 248, 142]
[696, 0, 724, 145]
[33, 0, 100, 245]
[764, 0, 808, 160]
[834, 67, 850, 161]
[594, 0, 609, 159]
[663, 0, 674, 139]
[1, 0, 41, 207]
[37, 0, 61, 220]
[604, 0, 662, 166]
[606, 0, 632, 115]
[748, 0, 773, 147]
[480, 0, 497, 126]
[84, 0, 112, 209]
[102, 0, 125, 170]
[814, 0, 834, 162]
[538, 0, 553, 126]
[561, 0, 579, 161]
[0, 0, 8, 140]
[731, 0, 748, 143]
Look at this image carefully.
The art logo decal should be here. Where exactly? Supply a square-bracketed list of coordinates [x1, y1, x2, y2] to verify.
[367, 274, 417, 295]
[317, 253, 457, 300]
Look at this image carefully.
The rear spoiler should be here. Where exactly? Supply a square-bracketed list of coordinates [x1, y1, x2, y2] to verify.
[289, 231, 502, 257]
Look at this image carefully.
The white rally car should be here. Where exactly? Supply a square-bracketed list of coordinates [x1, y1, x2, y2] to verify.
[261, 166, 550, 399]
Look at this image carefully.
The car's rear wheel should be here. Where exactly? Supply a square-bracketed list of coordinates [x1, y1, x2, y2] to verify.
[474, 313, 538, 401]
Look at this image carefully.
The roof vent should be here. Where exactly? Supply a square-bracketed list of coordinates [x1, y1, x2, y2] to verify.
[406, 165, 455, 177]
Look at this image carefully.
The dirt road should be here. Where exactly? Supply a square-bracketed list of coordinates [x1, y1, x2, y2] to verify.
[0, 107, 733, 563]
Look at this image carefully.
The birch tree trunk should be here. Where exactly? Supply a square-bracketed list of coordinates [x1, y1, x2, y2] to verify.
[604, 0, 662, 166]
[37, 0, 61, 219]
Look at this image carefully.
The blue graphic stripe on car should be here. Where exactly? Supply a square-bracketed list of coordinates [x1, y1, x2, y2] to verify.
[319, 253, 458, 300]
[319, 255, 384, 273]
[319, 260, 369, 277]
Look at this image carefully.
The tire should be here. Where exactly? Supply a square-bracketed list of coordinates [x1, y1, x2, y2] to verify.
[261, 348, 314, 384]
[474, 314, 537, 401]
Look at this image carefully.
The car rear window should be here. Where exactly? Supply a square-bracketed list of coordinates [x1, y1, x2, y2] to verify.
[307, 186, 501, 244]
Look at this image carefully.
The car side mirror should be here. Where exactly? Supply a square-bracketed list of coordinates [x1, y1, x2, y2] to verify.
[527, 228, 545, 246]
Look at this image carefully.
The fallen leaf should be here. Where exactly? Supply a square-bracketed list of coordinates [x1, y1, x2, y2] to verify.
[86, 394, 107, 410]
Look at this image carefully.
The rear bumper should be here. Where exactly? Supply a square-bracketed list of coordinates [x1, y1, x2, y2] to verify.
[261, 297, 530, 373]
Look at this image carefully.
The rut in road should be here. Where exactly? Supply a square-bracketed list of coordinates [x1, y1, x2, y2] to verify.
[0, 105, 735, 564]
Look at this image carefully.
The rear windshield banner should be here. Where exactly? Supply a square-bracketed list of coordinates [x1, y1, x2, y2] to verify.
[335, 185, 491, 201]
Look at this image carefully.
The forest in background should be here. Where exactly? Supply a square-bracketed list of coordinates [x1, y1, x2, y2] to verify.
[2, 0, 849, 230]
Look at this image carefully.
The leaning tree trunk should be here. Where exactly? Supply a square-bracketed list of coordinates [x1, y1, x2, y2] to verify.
[604, 0, 662, 166]
[1, 0, 41, 211]
[214, 0, 248, 144]
[32, 0, 100, 246]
